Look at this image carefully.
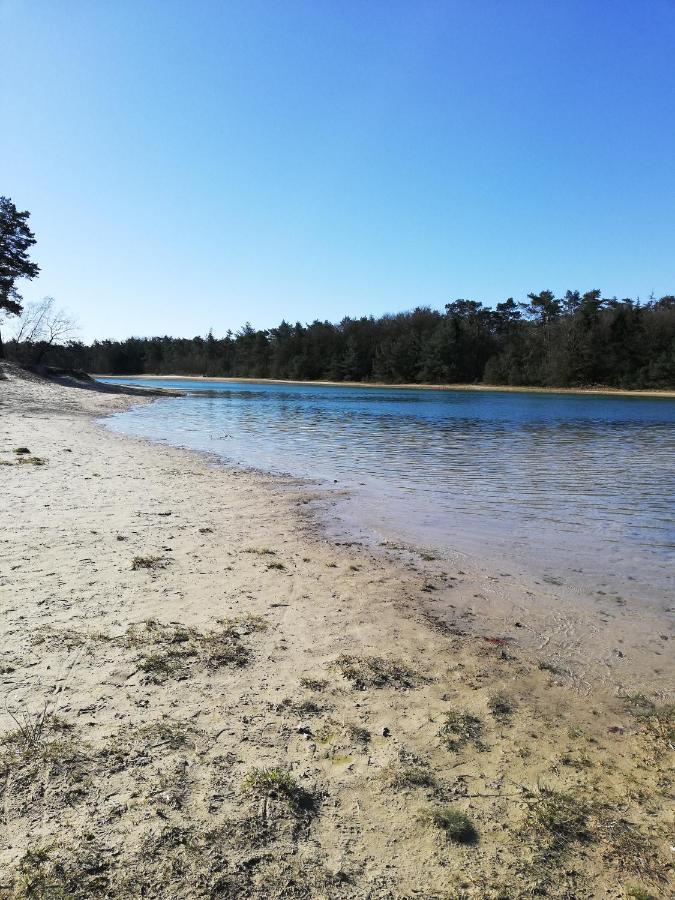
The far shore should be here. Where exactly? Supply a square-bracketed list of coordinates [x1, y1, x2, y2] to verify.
[94, 373, 675, 399]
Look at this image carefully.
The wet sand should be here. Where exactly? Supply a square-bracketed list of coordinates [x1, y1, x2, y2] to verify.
[0, 364, 672, 898]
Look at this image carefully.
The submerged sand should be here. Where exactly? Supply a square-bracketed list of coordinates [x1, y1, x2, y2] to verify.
[0, 365, 672, 898]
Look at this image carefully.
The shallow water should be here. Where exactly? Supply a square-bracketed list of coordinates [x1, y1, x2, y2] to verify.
[100, 378, 675, 606]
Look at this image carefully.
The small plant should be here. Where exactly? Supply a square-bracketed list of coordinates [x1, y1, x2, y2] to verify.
[334, 654, 420, 690]
[624, 697, 674, 747]
[425, 807, 477, 843]
[201, 632, 250, 670]
[294, 698, 324, 716]
[538, 660, 563, 675]
[138, 651, 190, 681]
[242, 767, 315, 814]
[13, 447, 31, 455]
[216, 614, 268, 638]
[17, 455, 46, 466]
[131, 555, 167, 571]
[523, 788, 594, 856]
[299, 676, 328, 692]
[345, 723, 370, 744]
[244, 547, 276, 555]
[3, 702, 51, 749]
[621, 692, 656, 715]
[561, 751, 594, 770]
[386, 765, 436, 790]
[626, 887, 656, 900]
[488, 693, 515, 722]
[439, 711, 486, 752]
[642, 702, 675, 746]
[267, 561, 285, 570]
[598, 818, 663, 880]
[11, 846, 68, 900]
[129, 616, 265, 681]
[136, 718, 193, 750]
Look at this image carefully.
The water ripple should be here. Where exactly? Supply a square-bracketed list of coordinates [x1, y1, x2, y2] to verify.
[101, 379, 675, 597]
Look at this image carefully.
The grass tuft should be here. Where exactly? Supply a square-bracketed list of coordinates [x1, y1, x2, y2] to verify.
[439, 711, 486, 752]
[522, 788, 594, 858]
[424, 807, 477, 843]
[334, 653, 421, 690]
[488, 693, 515, 722]
[626, 887, 657, 900]
[299, 676, 328, 692]
[131, 555, 167, 571]
[386, 765, 436, 790]
[242, 767, 316, 814]
[126, 616, 265, 682]
[3, 703, 52, 749]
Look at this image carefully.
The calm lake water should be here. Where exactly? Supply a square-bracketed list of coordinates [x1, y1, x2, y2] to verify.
[100, 378, 675, 604]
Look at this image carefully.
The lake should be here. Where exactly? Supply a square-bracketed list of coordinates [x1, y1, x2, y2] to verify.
[99, 378, 675, 607]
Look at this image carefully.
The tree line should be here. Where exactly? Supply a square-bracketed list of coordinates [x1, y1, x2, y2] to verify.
[2, 196, 674, 388]
[22, 291, 675, 389]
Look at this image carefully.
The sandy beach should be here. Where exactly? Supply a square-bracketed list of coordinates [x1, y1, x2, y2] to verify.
[0, 365, 672, 898]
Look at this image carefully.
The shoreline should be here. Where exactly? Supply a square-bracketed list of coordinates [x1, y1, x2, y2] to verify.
[1, 366, 672, 896]
[94, 373, 675, 399]
[101, 379, 674, 692]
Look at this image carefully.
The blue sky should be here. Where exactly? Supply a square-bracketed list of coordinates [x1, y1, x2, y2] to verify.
[2, 0, 674, 341]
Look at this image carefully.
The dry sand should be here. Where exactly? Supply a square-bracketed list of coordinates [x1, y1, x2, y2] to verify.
[0, 365, 672, 899]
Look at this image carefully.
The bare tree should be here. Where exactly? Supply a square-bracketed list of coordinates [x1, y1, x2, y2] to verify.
[10, 297, 78, 364]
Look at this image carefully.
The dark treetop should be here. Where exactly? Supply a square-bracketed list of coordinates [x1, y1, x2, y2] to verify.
[25, 290, 675, 390]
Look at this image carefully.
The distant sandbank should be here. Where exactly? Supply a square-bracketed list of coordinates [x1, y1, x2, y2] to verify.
[95, 373, 675, 399]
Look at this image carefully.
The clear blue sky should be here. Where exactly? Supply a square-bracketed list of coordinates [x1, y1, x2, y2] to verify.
[2, 0, 674, 341]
